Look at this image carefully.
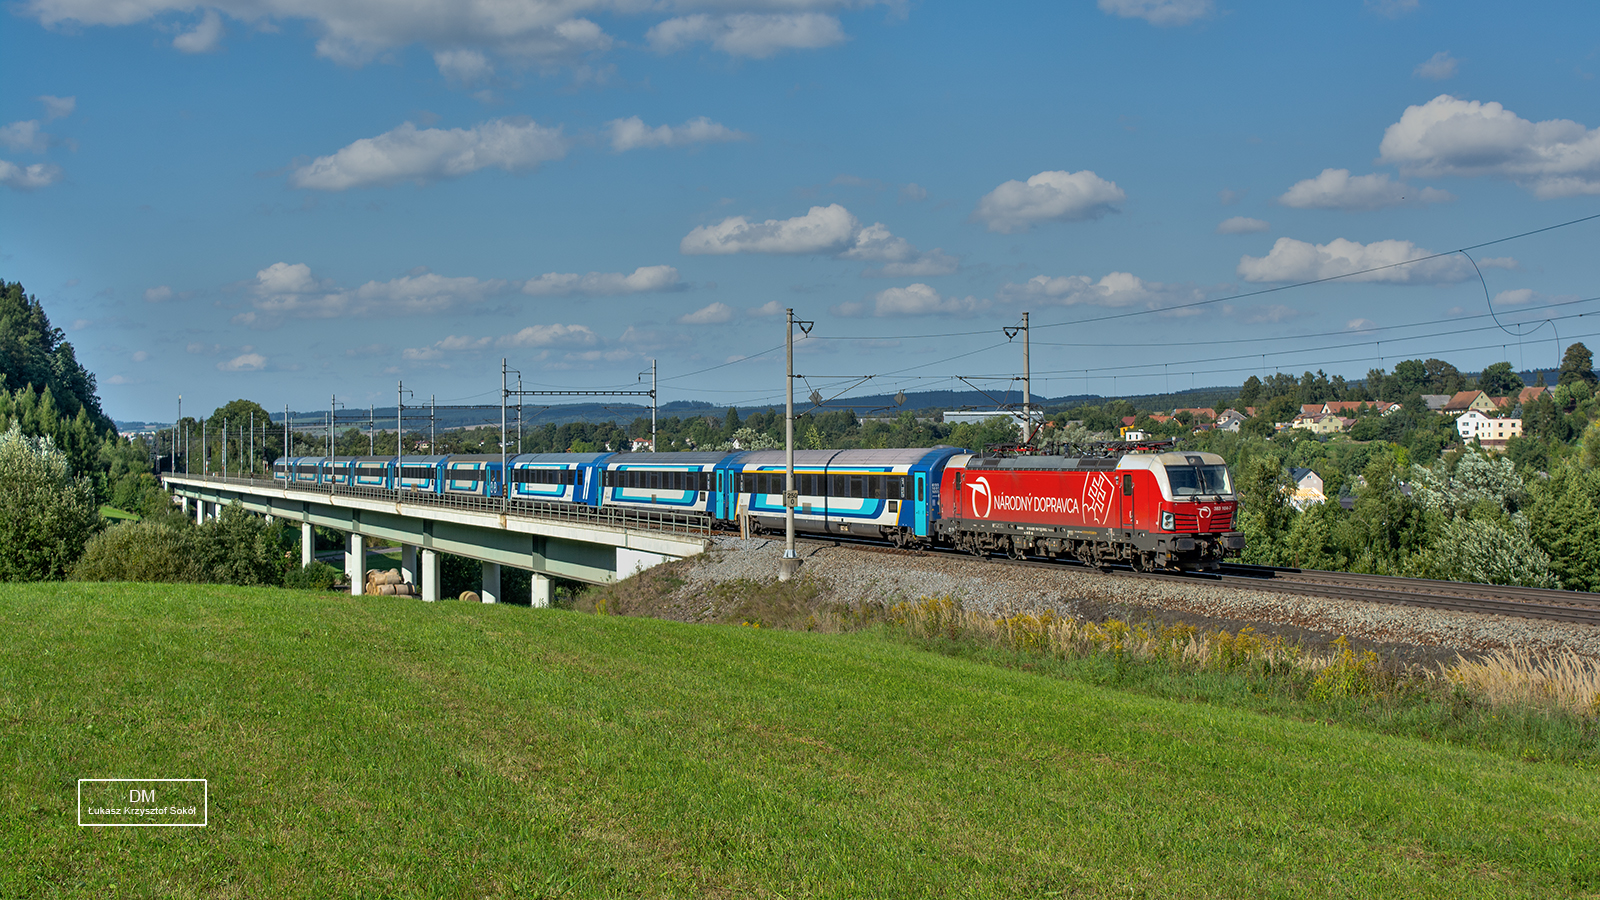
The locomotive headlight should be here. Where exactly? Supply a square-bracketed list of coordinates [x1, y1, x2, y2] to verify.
[1160, 510, 1175, 531]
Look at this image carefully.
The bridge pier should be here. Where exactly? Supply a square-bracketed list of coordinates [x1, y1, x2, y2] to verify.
[481, 562, 500, 604]
[301, 522, 314, 568]
[180, 496, 190, 517]
[420, 549, 440, 602]
[531, 572, 551, 608]
[195, 501, 205, 525]
[347, 533, 366, 596]
[401, 545, 418, 586]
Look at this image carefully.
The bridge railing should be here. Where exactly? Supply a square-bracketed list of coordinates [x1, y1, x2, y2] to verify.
[167, 474, 713, 537]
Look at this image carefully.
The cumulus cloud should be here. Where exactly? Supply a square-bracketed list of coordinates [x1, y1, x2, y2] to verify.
[1378, 94, 1600, 198]
[173, 9, 224, 53]
[131, 350, 149, 362]
[647, 13, 846, 58]
[0, 160, 63, 190]
[1347, 318, 1378, 332]
[404, 323, 598, 360]
[1414, 51, 1457, 80]
[247, 262, 510, 323]
[218, 353, 267, 372]
[1097, 0, 1213, 26]
[1493, 288, 1536, 305]
[607, 116, 746, 152]
[750, 300, 785, 317]
[521, 265, 683, 296]
[25, 1, 613, 68]
[289, 117, 568, 190]
[1237, 237, 1514, 284]
[1216, 216, 1269, 235]
[833, 283, 989, 318]
[972, 170, 1125, 233]
[1278, 168, 1452, 210]
[433, 49, 493, 84]
[682, 204, 858, 255]
[679, 302, 734, 324]
[0, 121, 49, 153]
[144, 285, 174, 302]
[899, 183, 927, 203]
[682, 204, 957, 275]
[39, 95, 75, 120]
[999, 272, 1204, 313]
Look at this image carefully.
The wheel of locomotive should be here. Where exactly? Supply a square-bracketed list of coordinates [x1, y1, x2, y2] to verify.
[1132, 552, 1154, 573]
[1006, 537, 1026, 560]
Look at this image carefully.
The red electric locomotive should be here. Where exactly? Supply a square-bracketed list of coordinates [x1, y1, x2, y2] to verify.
[935, 443, 1244, 571]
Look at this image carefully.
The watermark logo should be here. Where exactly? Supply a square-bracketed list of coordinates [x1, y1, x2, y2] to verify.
[78, 779, 207, 827]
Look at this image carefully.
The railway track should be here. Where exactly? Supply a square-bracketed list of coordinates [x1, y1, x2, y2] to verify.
[791, 535, 1600, 627]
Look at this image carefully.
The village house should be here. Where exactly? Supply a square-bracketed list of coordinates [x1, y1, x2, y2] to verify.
[1442, 390, 1504, 417]
[1286, 467, 1326, 510]
[1214, 409, 1249, 432]
[1456, 410, 1522, 449]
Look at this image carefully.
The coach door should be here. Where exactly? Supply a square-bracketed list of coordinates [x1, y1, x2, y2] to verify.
[914, 472, 929, 536]
[1122, 472, 1136, 530]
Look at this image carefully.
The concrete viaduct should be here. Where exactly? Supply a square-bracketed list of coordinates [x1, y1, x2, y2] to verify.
[162, 475, 710, 606]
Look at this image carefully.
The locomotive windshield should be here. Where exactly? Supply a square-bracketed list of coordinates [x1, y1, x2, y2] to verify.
[1165, 463, 1232, 497]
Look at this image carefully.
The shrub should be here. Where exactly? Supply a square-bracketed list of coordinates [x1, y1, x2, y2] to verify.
[0, 422, 102, 581]
[284, 561, 340, 591]
[70, 519, 201, 583]
[192, 504, 288, 587]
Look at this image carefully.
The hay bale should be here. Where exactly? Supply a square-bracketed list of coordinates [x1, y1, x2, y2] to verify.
[384, 569, 403, 585]
[460, 590, 480, 603]
[366, 569, 381, 583]
[377, 584, 396, 596]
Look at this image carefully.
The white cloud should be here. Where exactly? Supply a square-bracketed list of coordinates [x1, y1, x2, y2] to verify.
[972, 170, 1125, 233]
[607, 116, 747, 152]
[647, 13, 846, 58]
[1216, 216, 1269, 235]
[144, 285, 174, 302]
[899, 183, 928, 203]
[750, 300, 785, 317]
[1097, 0, 1212, 26]
[861, 251, 960, 278]
[1493, 288, 1536, 306]
[1278, 168, 1452, 210]
[1414, 51, 1457, 80]
[679, 302, 734, 324]
[131, 350, 149, 363]
[521, 265, 683, 296]
[187, 342, 221, 355]
[835, 283, 989, 318]
[497, 324, 597, 348]
[0, 160, 63, 190]
[1237, 237, 1514, 284]
[999, 272, 1204, 312]
[682, 203, 859, 255]
[25, 1, 614, 67]
[39, 95, 74, 120]
[248, 262, 509, 322]
[0, 121, 49, 153]
[1378, 94, 1600, 198]
[289, 117, 568, 190]
[682, 204, 955, 275]
[434, 49, 493, 84]
[1347, 318, 1378, 331]
[173, 9, 224, 53]
[218, 353, 267, 372]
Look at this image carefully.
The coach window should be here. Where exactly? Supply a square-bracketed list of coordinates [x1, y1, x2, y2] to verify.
[1122, 473, 1134, 496]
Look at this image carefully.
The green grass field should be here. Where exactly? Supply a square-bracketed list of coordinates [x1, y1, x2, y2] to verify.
[3, 582, 1598, 898]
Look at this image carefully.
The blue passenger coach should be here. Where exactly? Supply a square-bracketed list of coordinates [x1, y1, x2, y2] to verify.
[507, 452, 612, 506]
[601, 452, 725, 515]
[723, 447, 964, 544]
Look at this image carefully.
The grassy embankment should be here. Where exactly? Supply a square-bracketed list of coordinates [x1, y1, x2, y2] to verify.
[4, 582, 1599, 898]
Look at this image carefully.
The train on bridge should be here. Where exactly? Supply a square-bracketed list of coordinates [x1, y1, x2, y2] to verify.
[273, 443, 1243, 571]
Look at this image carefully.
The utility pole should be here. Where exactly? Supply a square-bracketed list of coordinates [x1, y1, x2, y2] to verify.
[249, 411, 254, 476]
[1005, 311, 1032, 443]
[652, 358, 658, 451]
[780, 308, 813, 581]
[501, 359, 509, 509]
[201, 417, 207, 475]
[517, 373, 523, 454]
[430, 395, 435, 450]
[369, 404, 374, 455]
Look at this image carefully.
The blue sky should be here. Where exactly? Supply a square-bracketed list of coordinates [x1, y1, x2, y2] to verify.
[3, 0, 1598, 423]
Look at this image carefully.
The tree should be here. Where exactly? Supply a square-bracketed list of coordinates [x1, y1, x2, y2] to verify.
[1233, 455, 1298, 566]
[1527, 460, 1600, 591]
[1391, 359, 1429, 398]
[1238, 375, 1263, 405]
[0, 422, 102, 581]
[1478, 361, 1523, 398]
[0, 281, 111, 430]
[1559, 342, 1597, 388]
[1423, 358, 1465, 395]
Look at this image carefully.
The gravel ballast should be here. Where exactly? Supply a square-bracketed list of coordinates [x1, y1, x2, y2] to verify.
[652, 536, 1600, 664]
